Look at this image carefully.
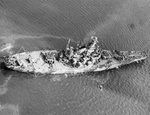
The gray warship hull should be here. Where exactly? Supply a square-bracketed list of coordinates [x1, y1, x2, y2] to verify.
[2, 49, 147, 75]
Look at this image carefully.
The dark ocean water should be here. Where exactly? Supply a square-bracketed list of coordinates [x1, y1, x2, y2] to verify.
[0, 0, 150, 115]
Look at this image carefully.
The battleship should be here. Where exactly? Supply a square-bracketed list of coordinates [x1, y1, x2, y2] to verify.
[2, 36, 147, 75]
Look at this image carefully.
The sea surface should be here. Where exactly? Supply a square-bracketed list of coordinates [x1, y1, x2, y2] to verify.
[0, 0, 150, 115]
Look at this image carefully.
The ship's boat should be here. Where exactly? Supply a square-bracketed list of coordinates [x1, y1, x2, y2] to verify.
[2, 36, 147, 75]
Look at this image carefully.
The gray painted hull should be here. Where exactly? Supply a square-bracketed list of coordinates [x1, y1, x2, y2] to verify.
[3, 50, 147, 75]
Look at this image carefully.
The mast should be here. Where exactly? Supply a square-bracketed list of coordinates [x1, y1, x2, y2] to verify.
[66, 39, 71, 50]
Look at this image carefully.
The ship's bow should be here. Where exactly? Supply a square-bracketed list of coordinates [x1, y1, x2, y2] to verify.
[122, 50, 147, 64]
